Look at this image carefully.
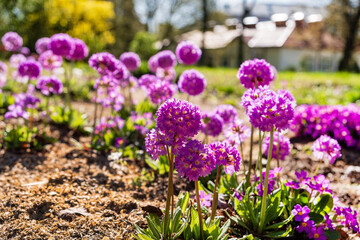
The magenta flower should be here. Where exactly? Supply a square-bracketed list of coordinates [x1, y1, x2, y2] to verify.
[291, 204, 310, 222]
[1, 32, 23, 51]
[237, 58, 274, 89]
[138, 74, 159, 89]
[49, 33, 74, 57]
[284, 181, 300, 189]
[196, 191, 212, 207]
[295, 217, 314, 234]
[156, 67, 176, 82]
[5, 104, 29, 119]
[295, 170, 311, 184]
[311, 135, 342, 164]
[120, 52, 141, 71]
[66, 38, 88, 61]
[308, 226, 326, 240]
[334, 206, 360, 234]
[148, 81, 177, 105]
[9, 54, 26, 68]
[156, 50, 177, 69]
[112, 61, 130, 87]
[35, 37, 50, 54]
[156, 98, 202, 140]
[224, 119, 250, 145]
[36, 76, 63, 95]
[307, 174, 332, 194]
[89, 52, 118, 75]
[262, 133, 291, 160]
[148, 55, 158, 73]
[178, 69, 206, 96]
[39, 50, 63, 70]
[208, 141, 241, 175]
[176, 41, 202, 65]
[18, 60, 41, 79]
[175, 139, 215, 181]
[215, 104, 237, 124]
[145, 129, 171, 160]
[201, 112, 224, 137]
[20, 47, 30, 56]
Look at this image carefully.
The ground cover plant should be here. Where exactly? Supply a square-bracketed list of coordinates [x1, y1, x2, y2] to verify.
[0, 32, 359, 240]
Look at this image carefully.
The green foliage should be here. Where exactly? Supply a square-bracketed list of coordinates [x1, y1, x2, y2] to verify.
[50, 106, 89, 133]
[130, 31, 157, 61]
[145, 155, 170, 175]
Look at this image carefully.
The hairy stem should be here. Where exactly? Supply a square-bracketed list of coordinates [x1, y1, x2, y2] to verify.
[246, 126, 254, 187]
[195, 180, 204, 240]
[210, 166, 221, 221]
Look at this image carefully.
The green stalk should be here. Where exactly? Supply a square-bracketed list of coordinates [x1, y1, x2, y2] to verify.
[91, 89, 99, 145]
[254, 130, 263, 185]
[259, 128, 274, 233]
[245, 126, 254, 187]
[195, 180, 204, 240]
[210, 166, 221, 221]
[164, 147, 174, 239]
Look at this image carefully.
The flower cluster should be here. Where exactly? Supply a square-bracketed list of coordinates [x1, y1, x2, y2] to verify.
[334, 206, 360, 234]
[201, 112, 224, 137]
[18, 60, 42, 79]
[94, 116, 125, 134]
[311, 135, 342, 164]
[176, 41, 202, 65]
[35, 37, 50, 54]
[9, 54, 26, 68]
[39, 50, 63, 71]
[208, 141, 242, 175]
[148, 81, 177, 105]
[5, 89, 40, 120]
[120, 52, 141, 71]
[256, 168, 281, 196]
[130, 112, 154, 136]
[175, 139, 215, 181]
[262, 133, 291, 160]
[36, 76, 63, 96]
[214, 104, 237, 124]
[290, 104, 360, 149]
[67, 38, 89, 61]
[89, 52, 118, 75]
[1, 32, 23, 51]
[291, 204, 321, 238]
[178, 69, 206, 96]
[224, 119, 251, 145]
[237, 58, 275, 89]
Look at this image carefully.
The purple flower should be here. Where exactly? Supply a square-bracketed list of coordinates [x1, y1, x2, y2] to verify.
[235, 191, 244, 201]
[307, 174, 332, 194]
[215, 105, 237, 124]
[197, 191, 212, 207]
[115, 137, 125, 148]
[120, 52, 141, 71]
[66, 38, 88, 60]
[175, 139, 216, 181]
[35, 37, 50, 54]
[9, 54, 26, 68]
[156, 98, 202, 140]
[308, 226, 326, 240]
[14, 92, 41, 109]
[156, 50, 177, 69]
[296, 217, 314, 234]
[262, 133, 291, 160]
[178, 69, 206, 96]
[1, 32, 23, 51]
[334, 206, 360, 234]
[148, 55, 158, 73]
[241, 85, 273, 113]
[112, 61, 130, 87]
[208, 141, 241, 175]
[312, 135, 342, 164]
[224, 119, 251, 145]
[145, 129, 171, 160]
[295, 170, 311, 184]
[176, 41, 202, 65]
[36, 76, 63, 95]
[257, 177, 276, 196]
[237, 58, 274, 89]
[49, 33, 74, 56]
[285, 181, 300, 189]
[89, 52, 118, 75]
[20, 47, 30, 56]
[156, 67, 176, 82]
[94, 75, 117, 89]
[18, 60, 41, 79]
[0, 61, 8, 75]
[291, 204, 310, 222]
[148, 81, 177, 105]
[5, 104, 29, 119]
[39, 50, 63, 71]
[201, 112, 224, 137]
[324, 214, 334, 231]
[138, 74, 159, 89]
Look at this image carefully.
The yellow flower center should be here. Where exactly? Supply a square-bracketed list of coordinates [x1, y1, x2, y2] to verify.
[314, 233, 319, 238]
[298, 211, 303, 216]
[302, 222, 307, 227]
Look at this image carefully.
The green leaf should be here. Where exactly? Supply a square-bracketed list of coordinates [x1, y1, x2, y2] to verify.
[171, 208, 182, 233]
[298, 191, 310, 204]
[263, 225, 292, 238]
[314, 193, 333, 214]
[190, 206, 200, 239]
[146, 216, 161, 239]
[176, 192, 189, 215]
[137, 233, 155, 240]
[218, 219, 231, 239]
[265, 215, 293, 230]
[173, 221, 188, 239]
[324, 229, 341, 240]
[308, 212, 324, 224]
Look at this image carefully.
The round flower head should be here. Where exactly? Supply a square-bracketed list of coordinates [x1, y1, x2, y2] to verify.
[138, 74, 160, 89]
[148, 55, 158, 73]
[291, 204, 311, 222]
[66, 38, 88, 60]
[39, 50, 63, 71]
[156, 98, 202, 140]
[178, 69, 206, 96]
[36, 75, 63, 95]
[0, 61, 8, 75]
[311, 135, 342, 164]
[18, 60, 41, 79]
[156, 50, 177, 69]
[277, 89, 296, 108]
[20, 47, 30, 56]
[5, 104, 29, 119]
[208, 141, 242, 175]
[89, 52, 118, 75]
[156, 67, 176, 82]
[247, 89, 295, 132]
[241, 85, 273, 113]
[1, 32, 23, 51]
[9, 54, 26, 68]
[176, 40, 202, 65]
[148, 81, 177, 105]
[112, 61, 130, 87]
[94, 75, 117, 89]
[35, 37, 50, 54]
[120, 52, 141, 71]
[215, 104, 237, 124]
[262, 133, 291, 160]
[224, 119, 251, 144]
[237, 58, 273, 89]
[49, 33, 74, 57]
[201, 112, 224, 137]
[308, 226, 326, 240]
[175, 139, 216, 181]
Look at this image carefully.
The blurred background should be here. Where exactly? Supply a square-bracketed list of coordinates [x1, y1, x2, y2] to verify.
[0, 0, 359, 72]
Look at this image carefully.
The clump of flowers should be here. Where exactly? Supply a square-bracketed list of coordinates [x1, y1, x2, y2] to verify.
[39, 50, 63, 71]
[214, 104, 237, 124]
[138, 74, 159, 89]
[120, 52, 141, 71]
[36, 76, 63, 96]
[1, 32, 23, 51]
[147, 81, 177, 105]
[262, 133, 291, 160]
[18, 60, 42, 80]
[312, 135, 342, 165]
[156, 67, 176, 82]
[209, 141, 241, 176]
[66, 38, 89, 61]
[49, 33, 74, 57]
[9, 54, 26, 68]
[201, 112, 224, 137]
[176, 40, 202, 65]
[88, 52, 118, 75]
[155, 50, 177, 69]
[178, 69, 206, 96]
[35, 37, 50, 54]
[237, 58, 275, 89]
[224, 119, 251, 145]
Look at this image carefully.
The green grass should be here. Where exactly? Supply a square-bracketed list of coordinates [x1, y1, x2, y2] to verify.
[177, 66, 360, 105]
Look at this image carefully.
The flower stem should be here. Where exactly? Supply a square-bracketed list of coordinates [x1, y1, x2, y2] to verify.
[210, 166, 221, 221]
[254, 130, 263, 185]
[164, 147, 174, 239]
[276, 131, 280, 168]
[195, 180, 204, 240]
[259, 128, 274, 233]
[313, 158, 323, 176]
[246, 126, 254, 187]
[91, 89, 99, 145]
